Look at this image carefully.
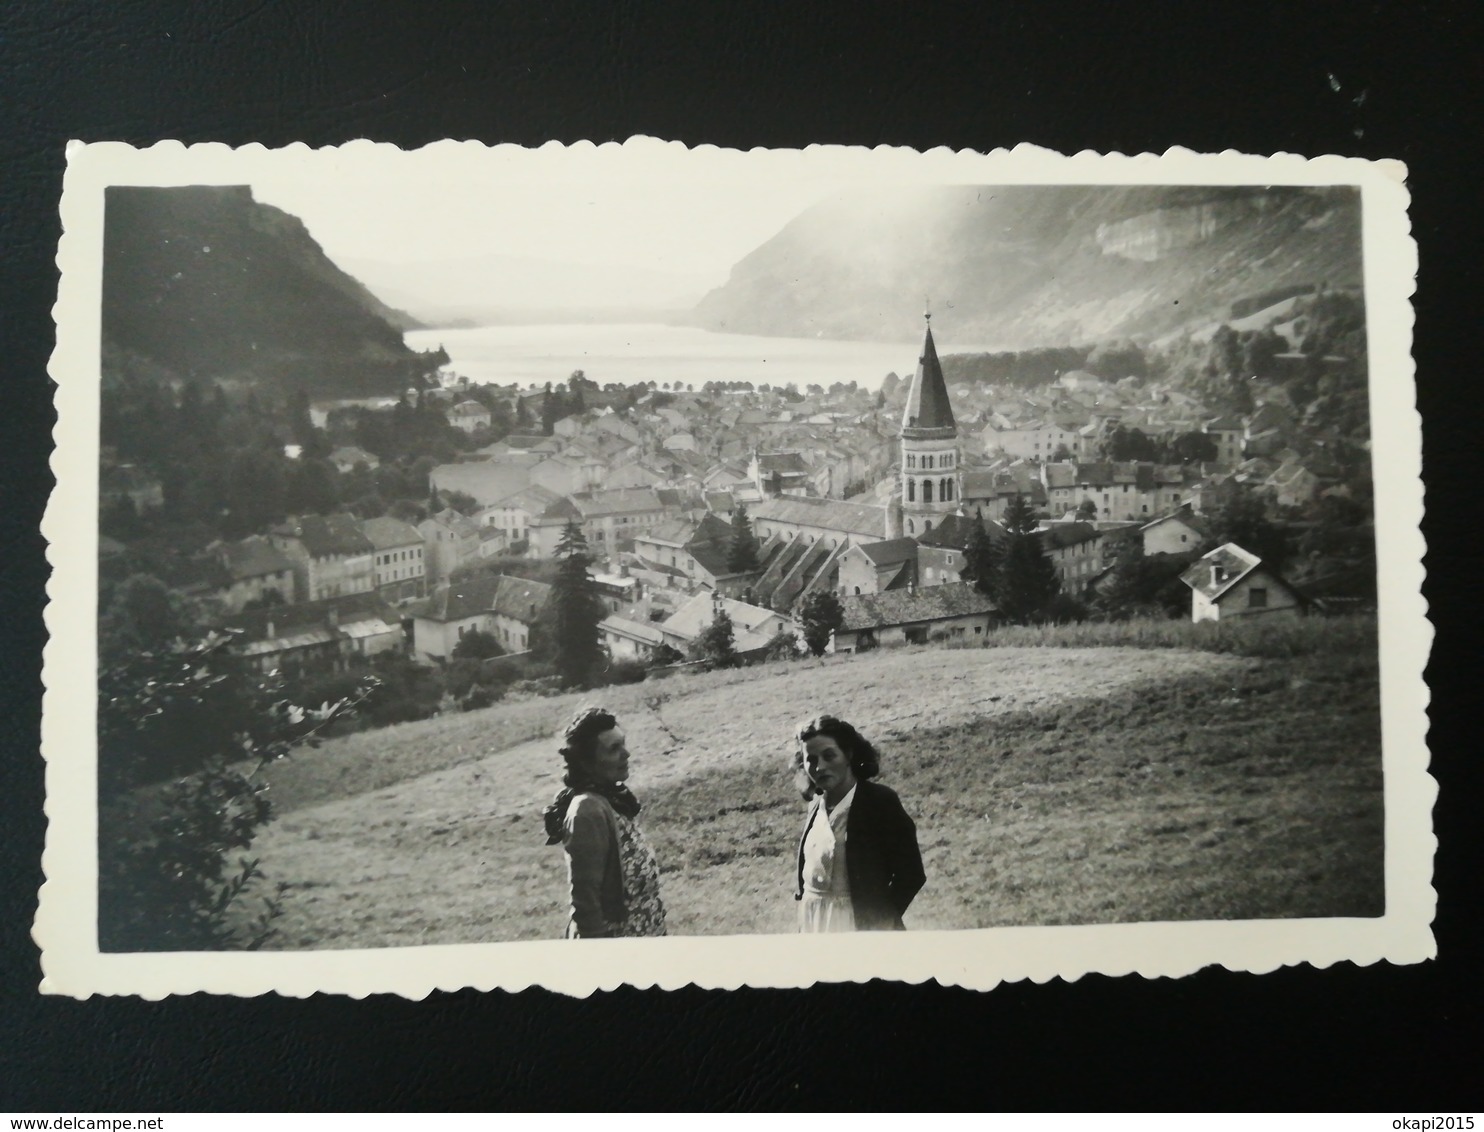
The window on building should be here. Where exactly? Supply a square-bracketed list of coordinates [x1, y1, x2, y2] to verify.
[854, 586, 861, 595]
[906, 480, 915, 503]
[1249, 587, 1268, 609]
[924, 455, 934, 470]
[923, 479, 934, 504]
[924, 520, 933, 532]
[907, 519, 915, 534]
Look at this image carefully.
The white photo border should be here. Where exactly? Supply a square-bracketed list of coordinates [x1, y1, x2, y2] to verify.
[37, 138, 1432, 999]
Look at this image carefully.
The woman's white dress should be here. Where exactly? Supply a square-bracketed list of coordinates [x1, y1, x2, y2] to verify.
[798, 785, 857, 933]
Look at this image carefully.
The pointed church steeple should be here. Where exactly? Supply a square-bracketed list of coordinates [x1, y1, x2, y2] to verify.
[901, 306, 957, 439]
[897, 306, 961, 537]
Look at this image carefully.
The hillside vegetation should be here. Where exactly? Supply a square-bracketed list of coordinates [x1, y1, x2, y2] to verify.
[103, 186, 434, 396]
[247, 618, 1383, 947]
[690, 185, 1361, 347]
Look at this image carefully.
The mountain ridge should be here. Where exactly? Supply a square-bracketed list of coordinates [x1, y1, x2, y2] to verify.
[102, 185, 437, 396]
[689, 185, 1362, 347]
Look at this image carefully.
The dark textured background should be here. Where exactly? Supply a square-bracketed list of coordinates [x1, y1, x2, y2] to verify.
[2, 0, 1479, 1111]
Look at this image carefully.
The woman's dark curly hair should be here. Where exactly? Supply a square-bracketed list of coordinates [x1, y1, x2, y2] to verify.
[794, 714, 881, 790]
[558, 705, 619, 786]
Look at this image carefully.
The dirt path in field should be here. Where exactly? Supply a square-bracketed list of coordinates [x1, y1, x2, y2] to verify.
[255, 647, 1252, 949]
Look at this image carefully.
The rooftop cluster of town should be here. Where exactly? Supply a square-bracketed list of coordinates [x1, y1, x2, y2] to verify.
[99, 312, 1371, 683]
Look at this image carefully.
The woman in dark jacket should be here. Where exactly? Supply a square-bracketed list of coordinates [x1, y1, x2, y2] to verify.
[542, 706, 667, 939]
[793, 714, 925, 932]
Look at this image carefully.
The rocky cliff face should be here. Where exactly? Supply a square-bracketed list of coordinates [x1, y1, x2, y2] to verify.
[689, 185, 1361, 347]
[102, 186, 428, 395]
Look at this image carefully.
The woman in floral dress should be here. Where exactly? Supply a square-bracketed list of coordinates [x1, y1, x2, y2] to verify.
[542, 706, 667, 938]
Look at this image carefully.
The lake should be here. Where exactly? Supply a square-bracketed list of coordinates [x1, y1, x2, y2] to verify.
[404, 323, 999, 394]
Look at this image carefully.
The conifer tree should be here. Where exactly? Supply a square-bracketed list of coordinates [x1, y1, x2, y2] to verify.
[994, 494, 1061, 624]
[690, 606, 738, 669]
[539, 520, 608, 687]
[727, 502, 760, 572]
[798, 590, 844, 657]
[960, 509, 999, 598]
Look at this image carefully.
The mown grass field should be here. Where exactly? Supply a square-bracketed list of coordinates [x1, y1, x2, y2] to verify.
[249, 617, 1384, 947]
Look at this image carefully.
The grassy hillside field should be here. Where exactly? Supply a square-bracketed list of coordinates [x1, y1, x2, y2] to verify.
[248, 618, 1384, 948]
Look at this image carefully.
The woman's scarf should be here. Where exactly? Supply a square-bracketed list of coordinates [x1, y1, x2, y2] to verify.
[542, 781, 641, 845]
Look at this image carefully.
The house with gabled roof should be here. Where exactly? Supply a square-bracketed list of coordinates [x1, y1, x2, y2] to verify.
[570, 486, 674, 551]
[1180, 542, 1305, 622]
[223, 591, 404, 675]
[960, 465, 1046, 521]
[1203, 415, 1246, 466]
[833, 581, 997, 653]
[598, 614, 667, 662]
[750, 450, 812, 497]
[210, 535, 297, 613]
[1038, 521, 1107, 592]
[410, 572, 553, 661]
[914, 512, 1006, 589]
[360, 516, 426, 602]
[658, 592, 791, 659]
[1140, 506, 1209, 557]
[837, 537, 918, 597]
[447, 400, 492, 433]
[418, 508, 482, 584]
[269, 513, 376, 603]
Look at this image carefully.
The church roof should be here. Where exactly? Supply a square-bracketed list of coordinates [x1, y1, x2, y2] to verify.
[900, 320, 957, 439]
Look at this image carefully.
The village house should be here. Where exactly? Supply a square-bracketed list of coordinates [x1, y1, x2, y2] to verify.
[832, 581, 997, 653]
[661, 430, 699, 453]
[478, 433, 558, 463]
[328, 446, 379, 474]
[604, 460, 668, 491]
[1038, 522, 1107, 593]
[222, 591, 404, 676]
[914, 512, 1005, 589]
[1203, 415, 1246, 466]
[208, 535, 297, 613]
[1266, 459, 1324, 508]
[598, 614, 667, 662]
[476, 485, 580, 557]
[447, 399, 492, 433]
[983, 417, 1087, 461]
[417, 507, 482, 584]
[430, 460, 533, 508]
[359, 516, 426, 602]
[1140, 507, 1209, 556]
[530, 451, 606, 496]
[658, 592, 792, 660]
[1180, 542, 1305, 622]
[750, 450, 813, 497]
[269, 513, 376, 603]
[960, 465, 1048, 521]
[590, 568, 640, 615]
[629, 513, 739, 592]
[410, 572, 552, 661]
[836, 538, 918, 596]
[571, 486, 674, 551]
[1041, 461, 1196, 521]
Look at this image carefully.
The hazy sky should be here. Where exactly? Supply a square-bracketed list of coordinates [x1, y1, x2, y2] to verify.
[245, 145, 846, 285]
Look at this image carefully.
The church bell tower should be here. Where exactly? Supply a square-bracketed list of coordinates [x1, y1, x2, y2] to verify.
[898, 307, 960, 537]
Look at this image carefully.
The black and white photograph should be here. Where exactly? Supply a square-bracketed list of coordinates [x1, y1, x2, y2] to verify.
[37, 140, 1428, 998]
